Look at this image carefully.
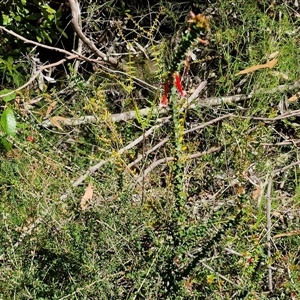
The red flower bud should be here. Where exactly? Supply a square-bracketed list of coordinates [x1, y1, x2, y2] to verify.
[174, 72, 186, 97]
[27, 136, 34, 143]
[160, 81, 170, 107]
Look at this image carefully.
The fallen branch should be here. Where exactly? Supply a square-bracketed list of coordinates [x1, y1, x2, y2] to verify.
[127, 137, 169, 169]
[60, 122, 166, 200]
[41, 79, 300, 127]
[136, 146, 222, 183]
[42, 82, 207, 128]
[266, 175, 273, 292]
[0, 55, 78, 99]
[0, 25, 74, 57]
[68, 0, 118, 66]
[72, 0, 83, 73]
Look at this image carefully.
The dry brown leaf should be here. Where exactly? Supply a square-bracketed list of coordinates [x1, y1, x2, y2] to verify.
[50, 116, 66, 131]
[235, 58, 278, 76]
[80, 183, 93, 210]
[15, 217, 34, 232]
[273, 230, 300, 239]
[288, 91, 300, 102]
[272, 211, 285, 223]
[267, 51, 279, 59]
[270, 70, 289, 80]
[45, 101, 57, 118]
[252, 186, 261, 200]
[235, 185, 245, 195]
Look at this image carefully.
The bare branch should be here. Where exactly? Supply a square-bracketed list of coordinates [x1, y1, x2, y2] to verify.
[185, 114, 233, 134]
[127, 137, 169, 169]
[0, 55, 78, 99]
[136, 146, 222, 183]
[0, 26, 74, 56]
[60, 122, 165, 200]
[266, 175, 273, 292]
[41, 81, 207, 127]
[68, 0, 118, 66]
[41, 79, 300, 126]
[73, 0, 83, 72]
[273, 160, 300, 175]
[201, 261, 239, 287]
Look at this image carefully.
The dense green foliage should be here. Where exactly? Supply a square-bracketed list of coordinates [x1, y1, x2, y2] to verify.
[0, 0, 64, 56]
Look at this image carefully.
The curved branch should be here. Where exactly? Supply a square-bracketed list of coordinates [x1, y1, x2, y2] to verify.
[68, 0, 118, 66]
[136, 146, 222, 183]
[0, 26, 74, 56]
[0, 55, 77, 98]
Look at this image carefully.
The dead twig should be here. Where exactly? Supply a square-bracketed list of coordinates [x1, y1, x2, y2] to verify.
[273, 230, 300, 239]
[136, 146, 222, 183]
[60, 122, 165, 200]
[266, 175, 273, 292]
[201, 261, 240, 288]
[72, 0, 83, 72]
[0, 55, 78, 99]
[68, 0, 118, 66]
[127, 137, 169, 169]
[273, 160, 300, 175]
[41, 79, 300, 126]
[42, 81, 207, 127]
[185, 114, 233, 134]
[0, 25, 74, 57]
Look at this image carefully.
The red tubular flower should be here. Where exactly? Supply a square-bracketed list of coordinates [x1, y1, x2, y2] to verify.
[173, 72, 186, 97]
[160, 81, 170, 107]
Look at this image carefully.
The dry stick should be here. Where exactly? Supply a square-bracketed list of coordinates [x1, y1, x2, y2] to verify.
[273, 230, 300, 239]
[0, 55, 78, 98]
[0, 26, 74, 56]
[182, 80, 208, 109]
[136, 146, 222, 183]
[266, 175, 273, 292]
[185, 114, 234, 134]
[241, 109, 300, 122]
[41, 79, 300, 127]
[130, 113, 230, 178]
[254, 139, 300, 146]
[42, 81, 208, 128]
[201, 261, 239, 288]
[273, 160, 300, 175]
[13, 212, 49, 249]
[72, 0, 83, 72]
[60, 123, 164, 200]
[127, 137, 169, 169]
[68, 0, 118, 66]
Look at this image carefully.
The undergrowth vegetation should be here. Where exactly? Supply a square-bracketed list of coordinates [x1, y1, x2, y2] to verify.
[1, 0, 300, 299]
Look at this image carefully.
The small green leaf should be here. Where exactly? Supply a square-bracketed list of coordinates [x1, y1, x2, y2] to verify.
[42, 4, 56, 14]
[2, 14, 11, 26]
[0, 89, 16, 102]
[1, 137, 12, 150]
[7, 56, 13, 64]
[1, 108, 17, 136]
[26, 13, 41, 21]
